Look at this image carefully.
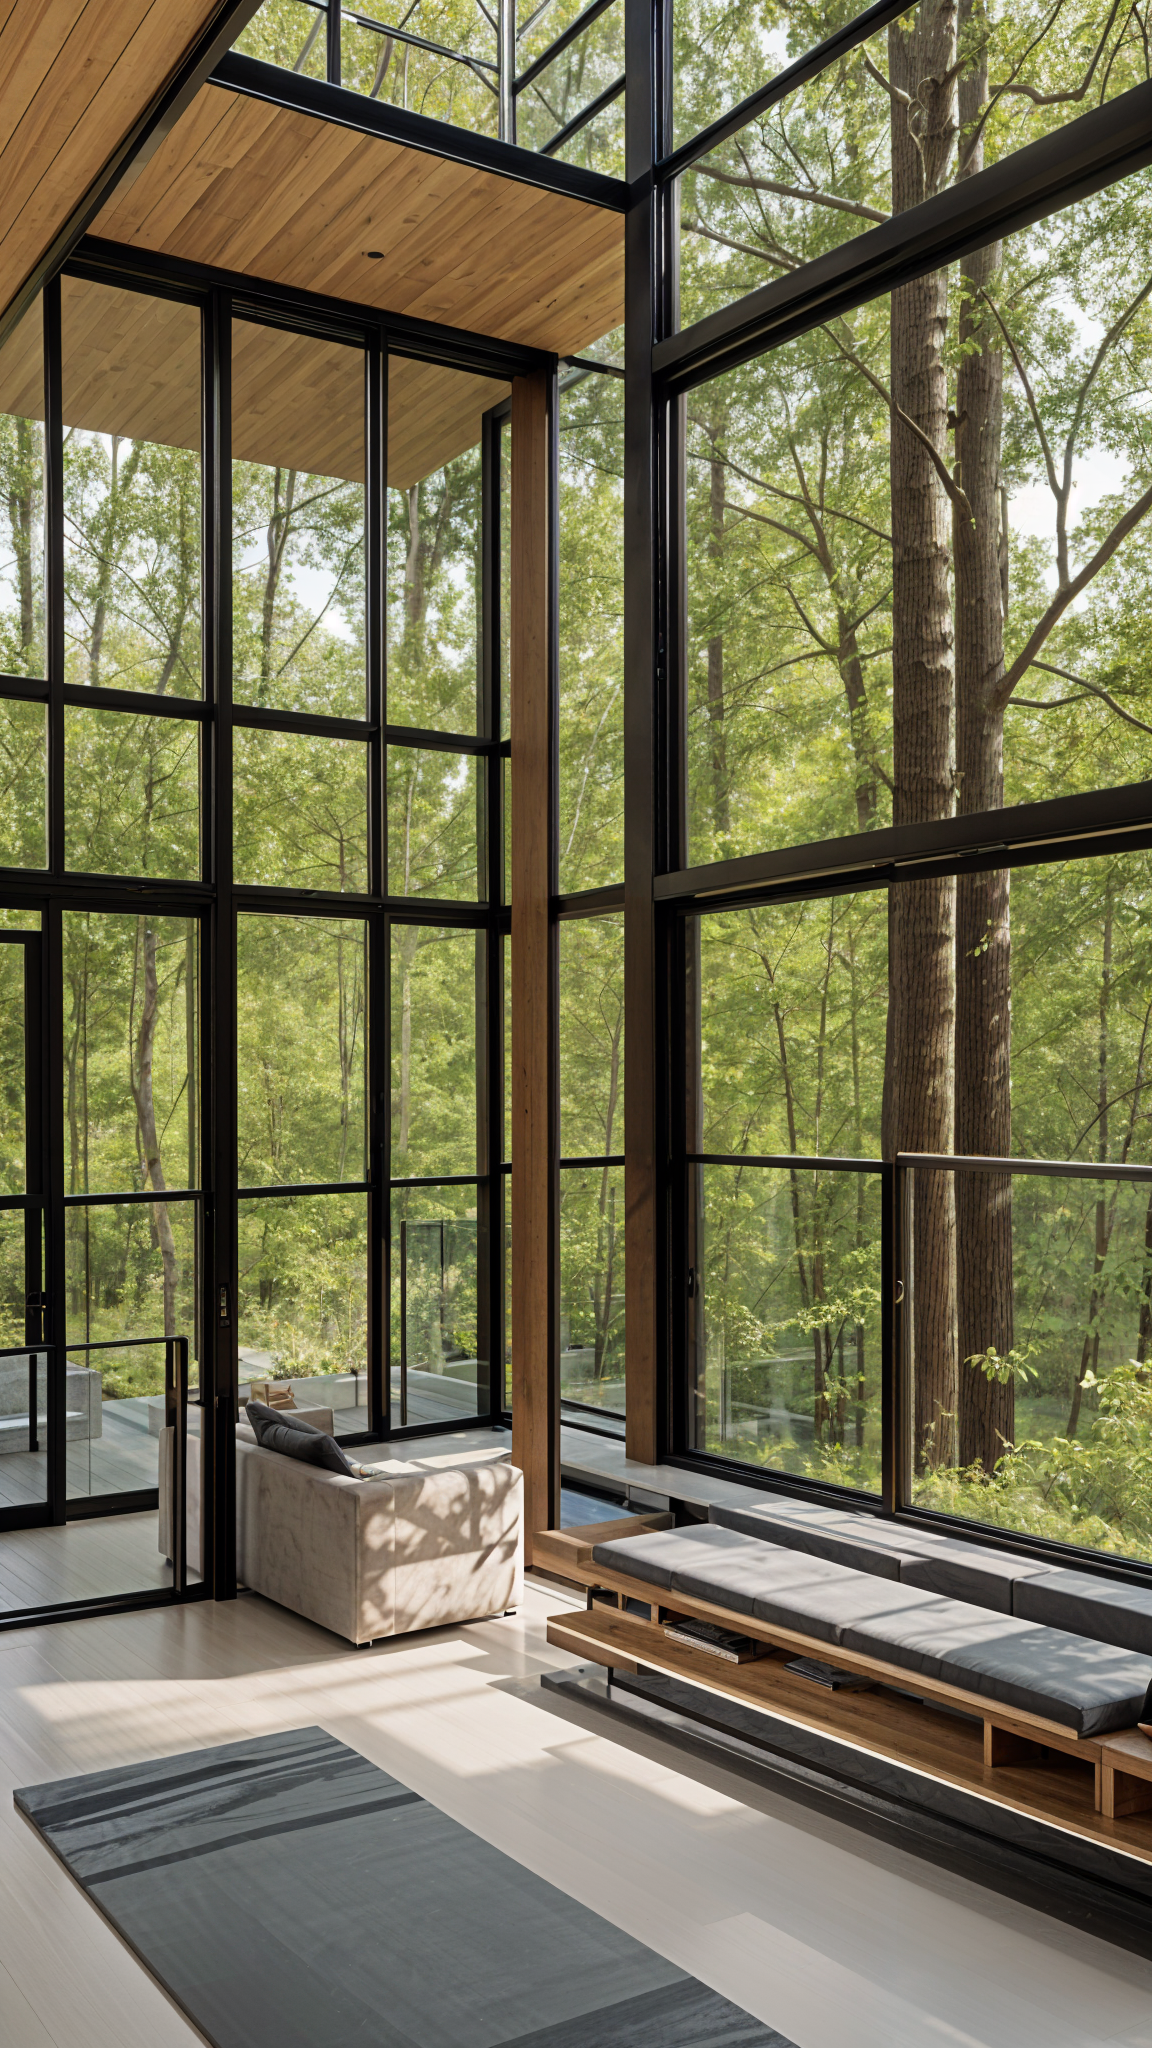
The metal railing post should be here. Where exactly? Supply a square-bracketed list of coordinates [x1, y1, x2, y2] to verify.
[399, 1218, 409, 1425]
[168, 1335, 188, 1595]
[499, 0, 516, 142]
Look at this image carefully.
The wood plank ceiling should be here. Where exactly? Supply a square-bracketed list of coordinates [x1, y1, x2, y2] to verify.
[86, 80, 625, 479]
[0, 0, 246, 332]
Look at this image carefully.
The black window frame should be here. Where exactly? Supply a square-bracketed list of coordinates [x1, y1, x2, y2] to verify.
[0, 239, 541, 1619]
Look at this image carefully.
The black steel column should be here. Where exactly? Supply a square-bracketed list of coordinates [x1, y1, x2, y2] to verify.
[207, 288, 237, 1600]
[367, 327, 387, 1436]
[621, 0, 668, 1466]
[481, 405, 507, 1422]
[43, 277, 67, 1521]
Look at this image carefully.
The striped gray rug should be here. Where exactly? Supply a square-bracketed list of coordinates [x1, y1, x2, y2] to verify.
[15, 1726, 793, 2047]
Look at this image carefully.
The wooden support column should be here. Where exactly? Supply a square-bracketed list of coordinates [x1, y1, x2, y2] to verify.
[510, 369, 559, 1562]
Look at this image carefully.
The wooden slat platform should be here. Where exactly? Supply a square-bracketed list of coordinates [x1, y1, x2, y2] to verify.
[548, 1603, 1152, 1866]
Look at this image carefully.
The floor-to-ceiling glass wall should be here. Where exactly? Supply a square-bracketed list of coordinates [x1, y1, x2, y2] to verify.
[657, 0, 1152, 1569]
[0, 249, 530, 1621]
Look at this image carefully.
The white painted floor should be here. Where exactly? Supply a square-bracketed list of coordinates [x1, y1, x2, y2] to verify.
[1, 1579, 1151, 2048]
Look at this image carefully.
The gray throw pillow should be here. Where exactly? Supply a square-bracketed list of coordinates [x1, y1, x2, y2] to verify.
[246, 1399, 320, 1438]
[245, 1400, 361, 1477]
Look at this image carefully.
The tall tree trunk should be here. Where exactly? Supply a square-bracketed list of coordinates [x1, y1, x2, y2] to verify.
[261, 467, 297, 693]
[707, 447, 730, 837]
[846, 932, 869, 1446]
[8, 417, 38, 660]
[1137, 1187, 1152, 1367]
[89, 438, 140, 687]
[837, 605, 879, 832]
[130, 919, 179, 1335]
[811, 911, 835, 1438]
[953, 5, 1013, 1471]
[1068, 876, 1114, 1436]
[885, 0, 959, 1469]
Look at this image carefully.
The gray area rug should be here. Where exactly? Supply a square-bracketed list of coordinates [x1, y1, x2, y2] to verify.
[15, 1726, 793, 2048]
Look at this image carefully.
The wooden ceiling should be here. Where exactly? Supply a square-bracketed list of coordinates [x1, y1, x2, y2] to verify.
[93, 84, 624, 351]
[84, 79, 623, 475]
[0, 275, 507, 488]
[0, 0, 247, 332]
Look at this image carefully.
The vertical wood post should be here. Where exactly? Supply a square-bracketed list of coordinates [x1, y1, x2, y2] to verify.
[510, 369, 559, 1561]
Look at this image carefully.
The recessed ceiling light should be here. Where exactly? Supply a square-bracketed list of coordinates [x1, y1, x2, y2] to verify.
[364, 250, 384, 259]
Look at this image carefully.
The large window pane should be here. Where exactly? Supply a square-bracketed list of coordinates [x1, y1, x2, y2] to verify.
[61, 912, 199, 1197]
[675, 0, 1152, 323]
[390, 924, 478, 1177]
[237, 1192, 368, 1437]
[560, 1163, 624, 1415]
[237, 914, 366, 1187]
[0, 944, 26, 1197]
[690, 1161, 883, 1490]
[686, 172, 1152, 866]
[342, 7, 498, 133]
[907, 1162, 1152, 1564]
[65, 708, 200, 877]
[62, 279, 201, 698]
[559, 914, 623, 1158]
[233, 728, 367, 890]
[387, 361, 501, 734]
[514, 4, 625, 175]
[558, 368, 624, 891]
[232, 322, 366, 719]
[0, 294, 45, 678]
[0, 699, 45, 868]
[696, 898, 886, 1159]
[235, 0, 327, 75]
[387, 747, 483, 899]
[390, 1182, 484, 1425]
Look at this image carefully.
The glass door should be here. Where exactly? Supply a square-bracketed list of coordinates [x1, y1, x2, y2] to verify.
[0, 930, 48, 1533]
[0, 917, 197, 1614]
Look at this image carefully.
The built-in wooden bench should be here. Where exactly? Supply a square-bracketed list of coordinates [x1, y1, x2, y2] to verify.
[539, 1519, 1152, 1866]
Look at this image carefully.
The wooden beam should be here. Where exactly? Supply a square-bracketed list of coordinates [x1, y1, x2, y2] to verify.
[510, 369, 558, 1563]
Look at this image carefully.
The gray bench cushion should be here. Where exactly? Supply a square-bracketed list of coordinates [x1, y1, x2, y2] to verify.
[1014, 1569, 1152, 1657]
[709, 1499, 911, 1580]
[899, 1540, 1052, 1615]
[942, 1630, 1152, 1738]
[844, 1599, 1152, 1736]
[667, 1542, 844, 1620]
[595, 1528, 960, 1652]
[843, 1600, 1040, 1686]
[709, 1499, 1058, 1618]
[590, 1522, 756, 1592]
[666, 1544, 939, 1646]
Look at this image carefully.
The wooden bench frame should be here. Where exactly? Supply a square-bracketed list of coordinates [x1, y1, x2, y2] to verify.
[535, 1522, 1152, 1864]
